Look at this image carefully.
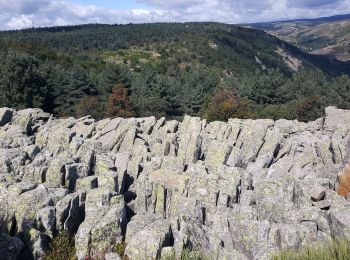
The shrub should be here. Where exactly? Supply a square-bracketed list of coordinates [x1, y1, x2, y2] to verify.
[43, 231, 77, 260]
[271, 239, 350, 260]
[75, 95, 102, 119]
[87, 250, 108, 260]
[296, 95, 323, 122]
[202, 87, 255, 122]
[337, 164, 350, 197]
[115, 241, 127, 258]
[181, 248, 204, 260]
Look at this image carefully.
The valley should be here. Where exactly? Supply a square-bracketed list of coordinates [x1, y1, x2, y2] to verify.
[251, 14, 350, 61]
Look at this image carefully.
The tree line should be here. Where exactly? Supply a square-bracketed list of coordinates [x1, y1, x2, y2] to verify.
[1, 23, 350, 122]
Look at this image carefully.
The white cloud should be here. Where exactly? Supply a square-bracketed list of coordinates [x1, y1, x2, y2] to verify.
[1, 0, 350, 30]
[6, 14, 34, 28]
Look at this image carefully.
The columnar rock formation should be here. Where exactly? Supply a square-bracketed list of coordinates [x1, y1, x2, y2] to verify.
[1, 106, 350, 259]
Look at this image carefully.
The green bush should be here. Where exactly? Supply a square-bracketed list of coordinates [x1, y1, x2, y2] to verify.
[271, 239, 350, 260]
[43, 231, 77, 260]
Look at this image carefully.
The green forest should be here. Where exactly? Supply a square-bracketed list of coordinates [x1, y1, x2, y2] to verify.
[1, 22, 350, 122]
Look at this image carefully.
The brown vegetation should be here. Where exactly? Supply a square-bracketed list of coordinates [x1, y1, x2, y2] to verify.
[75, 96, 100, 119]
[106, 84, 135, 118]
[43, 231, 77, 260]
[296, 95, 321, 122]
[336, 164, 350, 197]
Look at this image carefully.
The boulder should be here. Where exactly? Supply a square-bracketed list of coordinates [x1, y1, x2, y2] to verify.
[310, 185, 326, 202]
[325, 106, 350, 131]
[125, 216, 173, 259]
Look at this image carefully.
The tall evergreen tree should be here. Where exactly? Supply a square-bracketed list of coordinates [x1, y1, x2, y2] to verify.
[0, 50, 47, 109]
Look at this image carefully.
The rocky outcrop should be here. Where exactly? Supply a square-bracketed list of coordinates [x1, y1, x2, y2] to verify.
[1, 106, 350, 259]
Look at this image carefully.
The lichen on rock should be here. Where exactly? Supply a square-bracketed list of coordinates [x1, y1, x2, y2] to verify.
[0, 107, 350, 259]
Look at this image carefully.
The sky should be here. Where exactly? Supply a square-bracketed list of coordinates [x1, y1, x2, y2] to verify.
[1, 0, 350, 30]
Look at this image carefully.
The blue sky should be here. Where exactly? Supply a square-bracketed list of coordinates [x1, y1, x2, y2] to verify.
[1, 0, 350, 30]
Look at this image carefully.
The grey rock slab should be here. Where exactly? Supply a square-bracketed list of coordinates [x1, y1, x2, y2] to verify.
[65, 163, 90, 191]
[24, 145, 40, 161]
[325, 106, 350, 132]
[45, 158, 74, 188]
[97, 172, 120, 193]
[36, 206, 56, 237]
[125, 218, 172, 260]
[105, 252, 121, 260]
[56, 192, 84, 233]
[205, 140, 231, 168]
[75, 188, 125, 259]
[226, 119, 273, 168]
[310, 185, 327, 202]
[329, 207, 350, 239]
[73, 121, 95, 139]
[90, 200, 126, 255]
[76, 176, 98, 191]
[95, 153, 116, 175]
[7, 181, 37, 195]
[312, 200, 331, 210]
[99, 117, 123, 136]
[10, 185, 53, 230]
[125, 212, 163, 241]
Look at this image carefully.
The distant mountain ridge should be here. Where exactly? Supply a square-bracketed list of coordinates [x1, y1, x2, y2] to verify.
[249, 14, 350, 61]
[253, 13, 350, 28]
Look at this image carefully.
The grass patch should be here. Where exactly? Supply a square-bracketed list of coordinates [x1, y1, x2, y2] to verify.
[271, 239, 350, 260]
[180, 248, 205, 260]
[43, 231, 77, 260]
[162, 247, 206, 260]
[115, 241, 127, 258]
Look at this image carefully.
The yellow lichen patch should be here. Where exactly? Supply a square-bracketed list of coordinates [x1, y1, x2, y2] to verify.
[149, 169, 189, 191]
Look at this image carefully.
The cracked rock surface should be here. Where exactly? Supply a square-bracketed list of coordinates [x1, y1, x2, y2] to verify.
[1, 106, 350, 259]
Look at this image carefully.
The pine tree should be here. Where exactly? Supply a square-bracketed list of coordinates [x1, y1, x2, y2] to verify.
[0, 50, 47, 109]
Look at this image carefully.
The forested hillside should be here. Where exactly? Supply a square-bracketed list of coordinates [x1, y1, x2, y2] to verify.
[1, 22, 350, 122]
